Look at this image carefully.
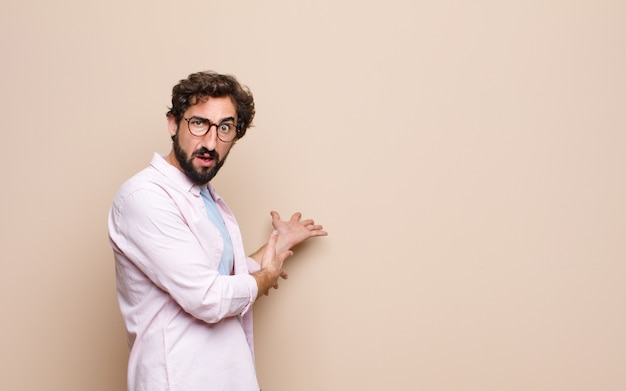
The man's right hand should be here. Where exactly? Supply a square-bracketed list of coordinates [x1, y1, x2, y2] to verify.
[252, 231, 293, 298]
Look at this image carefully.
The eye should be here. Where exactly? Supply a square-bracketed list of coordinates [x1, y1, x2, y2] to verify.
[218, 123, 234, 133]
[190, 118, 206, 127]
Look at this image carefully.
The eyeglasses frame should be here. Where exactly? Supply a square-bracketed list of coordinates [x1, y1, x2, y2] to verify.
[183, 116, 240, 142]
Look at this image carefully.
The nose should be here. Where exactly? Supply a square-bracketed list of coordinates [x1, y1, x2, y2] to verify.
[201, 124, 218, 150]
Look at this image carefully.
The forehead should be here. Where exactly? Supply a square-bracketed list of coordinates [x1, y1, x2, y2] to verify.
[187, 95, 236, 119]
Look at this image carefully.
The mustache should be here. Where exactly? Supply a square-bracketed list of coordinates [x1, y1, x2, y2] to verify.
[192, 147, 219, 160]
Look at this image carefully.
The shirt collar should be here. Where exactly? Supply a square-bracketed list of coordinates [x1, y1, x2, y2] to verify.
[149, 153, 223, 201]
[150, 153, 202, 196]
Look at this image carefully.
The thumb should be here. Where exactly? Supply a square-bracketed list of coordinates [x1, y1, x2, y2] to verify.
[266, 230, 279, 249]
[263, 230, 283, 261]
[270, 211, 281, 225]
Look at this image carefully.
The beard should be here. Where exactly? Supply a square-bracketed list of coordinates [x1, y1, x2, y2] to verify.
[172, 133, 228, 185]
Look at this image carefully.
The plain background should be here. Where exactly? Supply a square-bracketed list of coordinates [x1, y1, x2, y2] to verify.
[1, 1, 625, 390]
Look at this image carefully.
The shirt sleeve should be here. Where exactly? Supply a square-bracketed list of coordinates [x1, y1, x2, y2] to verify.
[109, 186, 257, 324]
[247, 257, 261, 273]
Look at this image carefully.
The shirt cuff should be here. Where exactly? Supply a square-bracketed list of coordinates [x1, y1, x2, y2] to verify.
[241, 274, 258, 316]
[246, 256, 261, 273]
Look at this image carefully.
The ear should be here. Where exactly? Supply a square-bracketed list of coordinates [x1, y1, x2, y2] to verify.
[167, 114, 179, 138]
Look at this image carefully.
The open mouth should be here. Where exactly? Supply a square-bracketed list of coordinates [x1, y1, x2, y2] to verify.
[194, 151, 218, 167]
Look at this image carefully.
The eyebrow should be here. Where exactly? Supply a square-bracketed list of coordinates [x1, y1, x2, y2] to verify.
[191, 115, 236, 124]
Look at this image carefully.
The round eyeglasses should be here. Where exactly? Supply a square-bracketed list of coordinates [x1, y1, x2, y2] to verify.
[184, 116, 239, 142]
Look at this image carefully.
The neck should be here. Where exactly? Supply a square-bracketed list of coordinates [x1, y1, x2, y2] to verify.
[165, 150, 182, 172]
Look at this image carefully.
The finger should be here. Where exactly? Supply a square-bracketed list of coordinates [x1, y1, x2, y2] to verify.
[300, 219, 315, 226]
[290, 212, 302, 222]
[265, 230, 279, 253]
[280, 269, 289, 280]
[270, 210, 281, 224]
[312, 229, 328, 236]
[278, 250, 293, 262]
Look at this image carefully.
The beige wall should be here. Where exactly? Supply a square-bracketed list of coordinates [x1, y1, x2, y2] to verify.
[2, 1, 625, 390]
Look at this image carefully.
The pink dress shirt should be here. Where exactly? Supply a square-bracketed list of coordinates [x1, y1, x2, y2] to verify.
[108, 153, 261, 391]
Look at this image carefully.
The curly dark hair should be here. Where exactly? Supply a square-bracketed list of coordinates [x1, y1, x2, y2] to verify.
[166, 71, 255, 139]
